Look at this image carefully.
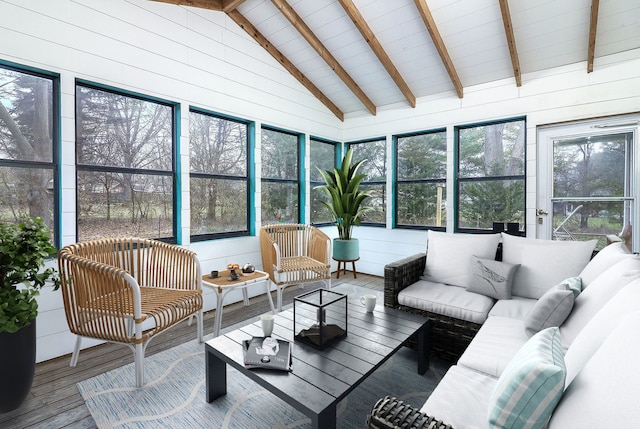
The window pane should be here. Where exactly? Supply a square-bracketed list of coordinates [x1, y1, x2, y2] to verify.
[350, 140, 386, 181]
[397, 132, 446, 180]
[458, 179, 524, 229]
[189, 113, 247, 176]
[552, 200, 626, 249]
[310, 186, 333, 224]
[397, 182, 446, 226]
[262, 129, 297, 180]
[459, 121, 525, 178]
[76, 86, 172, 171]
[77, 171, 173, 241]
[0, 166, 54, 223]
[310, 140, 334, 182]
[190, 178, 247, 235]
[360, 183, 385, 224]
[553, 134, 628, 198]
[0, 68, 54, 162]
[261, 181, 298, 224]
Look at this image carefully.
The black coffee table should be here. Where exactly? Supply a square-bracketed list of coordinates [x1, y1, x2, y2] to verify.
[205, 285, 430, 429]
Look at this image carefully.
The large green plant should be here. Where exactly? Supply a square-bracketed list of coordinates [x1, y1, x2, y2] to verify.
[0, 217, 60, 333]
[316, 148, 371, 240]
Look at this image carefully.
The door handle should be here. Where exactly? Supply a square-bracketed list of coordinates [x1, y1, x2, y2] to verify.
[536, 209, 549, 216]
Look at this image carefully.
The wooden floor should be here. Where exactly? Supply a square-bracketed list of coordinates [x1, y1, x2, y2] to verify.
[1, 272, 383, 429]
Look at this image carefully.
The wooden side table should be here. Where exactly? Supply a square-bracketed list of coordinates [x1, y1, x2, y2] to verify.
[332, 256, 359, 279]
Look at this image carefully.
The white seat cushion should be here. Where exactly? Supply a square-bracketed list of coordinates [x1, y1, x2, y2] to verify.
[578, 241, 632, 288]
[549, 312, 640, 429]
[422, 365, 497, 429]
[398, 280, 495, 324]
[489, 297, 537, 320]
[458, 316, 529, 378]
[501, 233, 596, 299]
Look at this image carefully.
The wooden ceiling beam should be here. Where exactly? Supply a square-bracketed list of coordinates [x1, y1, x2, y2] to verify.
[149, 0, 222, 10]
[413, 0, 463, 97]
[226, 10, 344, 121]
[271, 0, 376, 115]
[498, 0, 522, 86]
[338, 0, 416, 108]
[222, 0, 245, 13]
[587, 0, 600, 73]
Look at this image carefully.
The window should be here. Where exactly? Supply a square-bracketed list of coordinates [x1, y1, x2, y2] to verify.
[75, 82, 176, 242]
[456, 118, 526, 232]
[0, 62, 58, 244]
[395, 130, 447, 228]
[189, 109, 251, 240]
[310, 138, 337, 225]
[348, 138, 386, 225]
[261, 127, 301, 224]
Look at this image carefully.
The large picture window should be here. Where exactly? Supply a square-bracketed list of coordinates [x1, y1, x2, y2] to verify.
[456, 118, 526, 233]
[75, 82, 176, 242]
[189, 109, 250, 240]
[348, 138, 386, 225]
[0, 63, 58, 244]
[261, 127, 301, 224]
[310, 138, 337, 225]
[395, 130, 447, 228]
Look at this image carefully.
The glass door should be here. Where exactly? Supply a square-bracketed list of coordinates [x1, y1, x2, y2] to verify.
[537, 115, 639, 251]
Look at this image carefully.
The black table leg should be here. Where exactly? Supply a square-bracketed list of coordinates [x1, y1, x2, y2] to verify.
[417, 322, 431, 375]
[312, 405, 336, 429]
[206, 348, 227, 402]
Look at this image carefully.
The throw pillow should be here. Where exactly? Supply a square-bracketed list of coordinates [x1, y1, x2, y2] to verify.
[501, 233, 596, 299]
[524, 277, 581, 337]
[467, 256, 520, 300]
[424, 231, 501, 288]
[488, 327, 566, 429]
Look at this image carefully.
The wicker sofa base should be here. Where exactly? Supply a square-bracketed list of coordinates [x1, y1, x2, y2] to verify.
[366, 396, 454, 429]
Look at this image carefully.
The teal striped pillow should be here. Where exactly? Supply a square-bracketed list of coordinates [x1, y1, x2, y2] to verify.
[488, 327, 566, 429]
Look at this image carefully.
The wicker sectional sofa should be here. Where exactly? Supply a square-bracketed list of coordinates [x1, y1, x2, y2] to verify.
[369, 236, 640, 429]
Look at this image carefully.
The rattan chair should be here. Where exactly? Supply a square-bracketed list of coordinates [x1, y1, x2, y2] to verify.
[260, 224, 331, 311]
[57, 237, 204, 387]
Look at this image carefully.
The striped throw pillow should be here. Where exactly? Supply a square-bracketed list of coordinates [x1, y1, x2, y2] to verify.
[488, 327, 566, 429]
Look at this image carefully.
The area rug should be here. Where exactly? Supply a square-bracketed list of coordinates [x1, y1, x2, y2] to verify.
[77, 287, 450, 428]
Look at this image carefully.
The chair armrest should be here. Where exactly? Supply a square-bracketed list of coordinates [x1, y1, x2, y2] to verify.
[384, 253, 426, 309]
[366, 396, 454, 429]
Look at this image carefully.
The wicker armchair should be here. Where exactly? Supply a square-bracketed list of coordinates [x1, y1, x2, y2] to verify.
[57, 238, 204, 387]
[259, 224, 331, 311]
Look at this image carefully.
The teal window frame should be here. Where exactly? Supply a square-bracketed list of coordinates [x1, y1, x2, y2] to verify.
[347, 137, 387, 227]
[310, 136, 340, 226]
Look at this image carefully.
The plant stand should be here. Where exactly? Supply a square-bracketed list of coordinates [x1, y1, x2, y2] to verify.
[332, 256, 359, 279]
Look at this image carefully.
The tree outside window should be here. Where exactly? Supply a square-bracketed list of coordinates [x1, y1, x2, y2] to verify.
[75, 82, 175, 242]
[456, 118, 525, 232]
[261, 127, 300, 224]
[395, 130, 446, 228]
[189, 110, 250, 240]
[0, 64, 57, 243]
[310, 138, 337, 225]
[348, 139, 386, 225]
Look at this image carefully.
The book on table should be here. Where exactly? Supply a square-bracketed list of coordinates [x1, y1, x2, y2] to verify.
[242, 336, 292, 371]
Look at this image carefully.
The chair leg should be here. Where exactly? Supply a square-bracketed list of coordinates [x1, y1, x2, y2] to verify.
[277, 286, 284, 312]
[196, 309, 204, 343]
[135, 342, 145, 388]
[70, 335, 82, 367]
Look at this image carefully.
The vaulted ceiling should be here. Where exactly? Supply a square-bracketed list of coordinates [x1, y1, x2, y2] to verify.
[151, 0, 640, 121]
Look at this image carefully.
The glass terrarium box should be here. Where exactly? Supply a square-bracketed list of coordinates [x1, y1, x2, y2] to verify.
[294, 288, 347, 350]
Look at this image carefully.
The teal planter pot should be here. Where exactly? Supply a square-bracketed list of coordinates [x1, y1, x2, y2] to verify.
[333, 238, 359, 261]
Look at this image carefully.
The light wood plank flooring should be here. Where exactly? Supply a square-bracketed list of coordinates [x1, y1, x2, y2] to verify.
[1, 273, 383, 429]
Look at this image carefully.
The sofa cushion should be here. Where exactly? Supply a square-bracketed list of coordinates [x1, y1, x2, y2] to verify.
[549, 312, 640, 429]
[564, 279, 640, 385]
[559, 255, 640, 350]
[501, 233, 596, 299]
[578, 241, 632, 288]
[398, 280, 494, 324]
[489, 296, 537, 320]
[467, 256, 520, 300]
[458, 316, 529, 378]
[422, 365, 497, 429]
[488, 327, 566, 429]
[424, 231, 501, 288]
[523, 278, 581, 337]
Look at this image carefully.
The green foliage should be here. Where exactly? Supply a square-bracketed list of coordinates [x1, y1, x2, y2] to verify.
[315, 148, 371, 240]
[0, 217, 60, 333]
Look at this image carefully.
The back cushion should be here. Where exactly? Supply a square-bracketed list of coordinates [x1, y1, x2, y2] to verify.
[559, 255, 640, 350]
[501, 234, 596, 299]
[424, 231, 501, 288]
[578, 241, 632, 288]
[549, 312, 640, 429]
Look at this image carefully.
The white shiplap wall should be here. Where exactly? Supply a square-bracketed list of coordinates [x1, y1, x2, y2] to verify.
[1, 0, 640, 362]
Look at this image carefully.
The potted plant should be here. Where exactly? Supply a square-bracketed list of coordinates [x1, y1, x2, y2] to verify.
[0, 216, 60, 413]
[316, 148, 371, 260]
